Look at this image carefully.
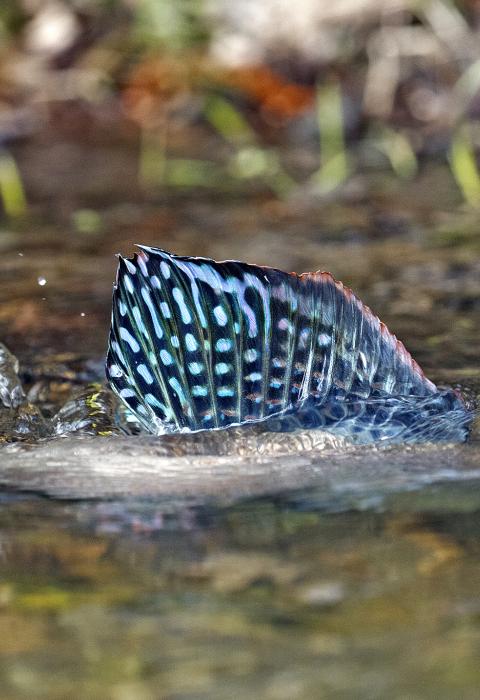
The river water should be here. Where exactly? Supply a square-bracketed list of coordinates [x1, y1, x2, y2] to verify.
[0, 141, 479, 698]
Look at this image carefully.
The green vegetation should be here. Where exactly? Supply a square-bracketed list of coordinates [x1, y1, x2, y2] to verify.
[449, 124, 480, 206]
[0, 150, 27, 219]
[312, 82, 350, 194]
[1, 0, 480, 215]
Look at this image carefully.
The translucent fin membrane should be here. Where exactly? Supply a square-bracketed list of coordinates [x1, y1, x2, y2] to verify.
[106, 247, 470, 441]
[265, 389, 472, 444]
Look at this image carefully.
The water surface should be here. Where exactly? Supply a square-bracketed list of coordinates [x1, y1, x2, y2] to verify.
[0, 156, 479, 697]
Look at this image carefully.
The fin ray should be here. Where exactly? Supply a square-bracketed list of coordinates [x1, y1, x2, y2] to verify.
[107, 247, 437, 435]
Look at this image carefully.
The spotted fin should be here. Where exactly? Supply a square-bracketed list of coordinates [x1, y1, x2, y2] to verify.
[106, 246, 437, 434]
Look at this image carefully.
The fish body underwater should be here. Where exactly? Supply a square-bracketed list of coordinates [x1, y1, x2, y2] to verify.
[106, 247, 472, 444]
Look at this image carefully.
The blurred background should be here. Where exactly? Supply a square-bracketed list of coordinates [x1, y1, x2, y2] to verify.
[2, 0, 480, 212]
[0, 0, 479, 377]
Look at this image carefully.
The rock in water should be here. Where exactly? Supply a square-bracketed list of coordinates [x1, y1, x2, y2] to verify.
[106, 247, 472, 443]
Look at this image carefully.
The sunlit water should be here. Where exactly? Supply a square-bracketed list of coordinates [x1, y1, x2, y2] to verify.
[1, 160, 479, 697]
[0, 477, 479, 699]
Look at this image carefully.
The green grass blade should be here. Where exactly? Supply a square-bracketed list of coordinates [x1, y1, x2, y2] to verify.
[449, 124, 480, 206]
[312, 82, 349, 193]
[376, 127, 417, 179]
[0, 148, 27, 218]
[204, 94, 256, 145]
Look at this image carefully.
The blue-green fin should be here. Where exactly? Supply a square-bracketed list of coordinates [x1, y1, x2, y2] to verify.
[106, 246, 440, 435]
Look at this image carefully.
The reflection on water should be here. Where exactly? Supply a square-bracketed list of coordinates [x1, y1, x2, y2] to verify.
[0, 484, 479, 699]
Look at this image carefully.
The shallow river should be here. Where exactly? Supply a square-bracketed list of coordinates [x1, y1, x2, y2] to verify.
[0, 149, 479, 698]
